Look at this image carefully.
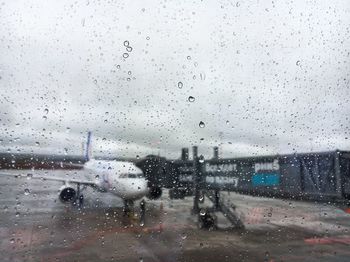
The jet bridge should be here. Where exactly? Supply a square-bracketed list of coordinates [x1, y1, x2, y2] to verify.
[190, 146, 245, 229]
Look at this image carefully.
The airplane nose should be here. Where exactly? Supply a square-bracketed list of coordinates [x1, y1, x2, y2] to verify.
[141, 179, 149, 194]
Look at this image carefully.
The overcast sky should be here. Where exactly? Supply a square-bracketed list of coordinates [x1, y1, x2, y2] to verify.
[0, 0, 349, 159]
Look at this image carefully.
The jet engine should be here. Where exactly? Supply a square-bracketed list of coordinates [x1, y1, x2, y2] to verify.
[147, 185, 162, 200]
[59, 185, 77, 203]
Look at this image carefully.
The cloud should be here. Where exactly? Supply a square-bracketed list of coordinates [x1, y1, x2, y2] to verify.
[0, 0, 349, 159]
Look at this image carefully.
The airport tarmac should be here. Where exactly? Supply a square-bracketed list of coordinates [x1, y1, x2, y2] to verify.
[1, 170, 350, 262]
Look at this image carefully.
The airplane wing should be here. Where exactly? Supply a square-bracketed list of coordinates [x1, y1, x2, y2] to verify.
[0, 171, 96, 187]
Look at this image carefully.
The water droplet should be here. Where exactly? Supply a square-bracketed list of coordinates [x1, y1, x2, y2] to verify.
[116, 64, 121, 69]
[24, 188, 30, 195]
[187, 56, 191, 60]
[10, 238, 15, 244]
[177, 82, 183, 89]
[296, 60, 301, 66]
[27, 173, 33, 180]
[181, 233, 187, 240]
[128, 71, 132, 75]
[123, 40, 130, 47]
[123, 53, 129, 58]
[15, 212, 20, 217]
[42, 115, 47, 120]
[199, 121, 205, 128]
[199, 155, 205, 163]
[199, 209, 206, 215]
[126, 46, 133, 52]
[188, 96, 195, 102]
[35, 142, 40, 146]
[95, 175, 100, 179]
[44, 108, 49, 114]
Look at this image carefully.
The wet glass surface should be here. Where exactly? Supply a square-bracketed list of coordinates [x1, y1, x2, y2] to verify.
[1, 0, 350, 261]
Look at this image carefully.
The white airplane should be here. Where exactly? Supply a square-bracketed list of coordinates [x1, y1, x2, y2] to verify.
[0, 132, 162, 213]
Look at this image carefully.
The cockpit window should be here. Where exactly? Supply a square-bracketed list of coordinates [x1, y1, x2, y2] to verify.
[119, 173, 144, 178]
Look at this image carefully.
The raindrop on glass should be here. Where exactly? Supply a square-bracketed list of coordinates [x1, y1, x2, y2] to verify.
[188, 96, 195, 102]
[199, 121, 205, 128]
[123, 40, 130, 47]
[24, 188, 30, 195]
[199, 209, 206, 215]
[123, 53, 129, 58]
[199, 155, 205, 163]
[178, 82, 183, 89]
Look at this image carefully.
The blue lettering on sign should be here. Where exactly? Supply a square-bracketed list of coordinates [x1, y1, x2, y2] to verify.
[252, 173, 280, 186]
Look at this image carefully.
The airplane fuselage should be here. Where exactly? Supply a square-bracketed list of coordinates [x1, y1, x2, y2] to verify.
[84, 159, 149, 200]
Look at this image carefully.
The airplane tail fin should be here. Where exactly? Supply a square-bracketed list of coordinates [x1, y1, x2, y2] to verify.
[85, 131, 92, 162]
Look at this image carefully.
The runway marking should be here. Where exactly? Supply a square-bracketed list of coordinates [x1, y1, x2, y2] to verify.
[245, 207, 263, 224]
[1, 228, 47, 251]
[304, 236, 350, 245]
[40, 223, 196, 261]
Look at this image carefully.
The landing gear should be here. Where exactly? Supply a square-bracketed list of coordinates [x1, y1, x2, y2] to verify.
[123, 200, 134, 216]
[78, 194, 84, 207]
[72, 183, 84, 208]
[140, 199, 146, 226]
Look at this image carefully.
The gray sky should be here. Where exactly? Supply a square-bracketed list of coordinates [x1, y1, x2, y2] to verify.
[0, 0, 349, 159]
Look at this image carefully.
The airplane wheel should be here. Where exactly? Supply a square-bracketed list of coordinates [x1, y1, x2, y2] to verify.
[123, 200, 134, 216]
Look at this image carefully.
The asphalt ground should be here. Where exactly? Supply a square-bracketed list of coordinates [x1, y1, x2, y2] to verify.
[1, 170, 350, 261]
